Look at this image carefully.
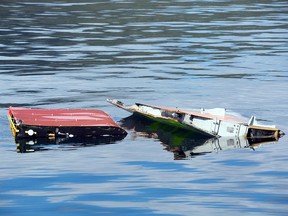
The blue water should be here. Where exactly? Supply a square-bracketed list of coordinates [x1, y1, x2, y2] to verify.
[1, 0, 288, 215]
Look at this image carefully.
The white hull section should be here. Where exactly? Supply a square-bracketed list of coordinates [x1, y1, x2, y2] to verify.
[107, 99, 283, 140]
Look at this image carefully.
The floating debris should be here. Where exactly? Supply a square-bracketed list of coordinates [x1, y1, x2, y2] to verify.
[107, 99, 284, 143]
[8, 107, 127, 140]
[120, 113, 281, 160]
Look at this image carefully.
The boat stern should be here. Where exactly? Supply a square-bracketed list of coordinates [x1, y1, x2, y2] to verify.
[245, 115, 285, 143]
[246, 125, 284, 145]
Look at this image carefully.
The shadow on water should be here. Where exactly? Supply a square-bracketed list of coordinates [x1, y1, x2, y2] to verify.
[120, 114, 278, 160]
[15, 136, 125, 153]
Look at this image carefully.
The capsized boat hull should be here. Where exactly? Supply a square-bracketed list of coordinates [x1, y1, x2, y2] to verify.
[107, 99, 284, 141]
[8, 107, 127, 139]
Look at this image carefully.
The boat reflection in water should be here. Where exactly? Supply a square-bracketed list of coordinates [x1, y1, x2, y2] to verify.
[120, 114, 279, 160]
[15, 136, 125, 153]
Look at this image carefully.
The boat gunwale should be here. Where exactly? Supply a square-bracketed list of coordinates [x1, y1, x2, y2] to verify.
[135, 103, 246, 123]
[108, 100, 216, 137]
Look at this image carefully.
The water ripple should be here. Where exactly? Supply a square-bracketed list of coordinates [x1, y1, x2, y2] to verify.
[1, 1, 288, 215]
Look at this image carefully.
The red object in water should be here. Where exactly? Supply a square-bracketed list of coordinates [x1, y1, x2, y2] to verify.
[8, 107, 127, 138]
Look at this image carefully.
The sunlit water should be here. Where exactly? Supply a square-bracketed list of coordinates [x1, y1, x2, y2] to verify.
[1, 1, 288, 215]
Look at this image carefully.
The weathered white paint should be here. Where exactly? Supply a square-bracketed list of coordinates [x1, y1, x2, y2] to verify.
[107, 99, 282, 140]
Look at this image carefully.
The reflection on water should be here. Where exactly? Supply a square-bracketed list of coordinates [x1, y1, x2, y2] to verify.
[121, 114, 278, 159]
[1, 0, 288, 215]
[14, 113, 278, 156]
[15, 136, 125, 153]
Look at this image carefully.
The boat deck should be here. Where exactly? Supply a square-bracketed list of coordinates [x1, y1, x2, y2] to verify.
[9, 107, 119, 127]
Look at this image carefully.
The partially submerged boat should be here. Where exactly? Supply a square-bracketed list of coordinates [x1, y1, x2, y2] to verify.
[107, 99, 284, 142]
[120, 113, 280, 160]
[8, 107, 127, 139]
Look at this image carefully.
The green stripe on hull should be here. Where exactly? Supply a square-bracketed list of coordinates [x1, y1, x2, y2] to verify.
[135, 112, 213, 138]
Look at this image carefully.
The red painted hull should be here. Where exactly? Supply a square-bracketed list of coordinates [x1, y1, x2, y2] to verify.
[8, 107, 127, 139]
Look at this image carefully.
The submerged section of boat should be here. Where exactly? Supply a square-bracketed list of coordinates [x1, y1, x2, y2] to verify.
[8, 107, 127, 139]
[120, 113, 280, 160]
[15, 136, 124, 153]
[107, 99, 284, 141]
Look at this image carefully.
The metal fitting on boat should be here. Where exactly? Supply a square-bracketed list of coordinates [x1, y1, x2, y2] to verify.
[27, 129, 34, 136]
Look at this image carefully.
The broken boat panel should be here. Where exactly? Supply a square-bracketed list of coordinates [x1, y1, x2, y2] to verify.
[120, 113, 280, 160]
[8, 107, 127, 139]
[107, 99, 284, 141]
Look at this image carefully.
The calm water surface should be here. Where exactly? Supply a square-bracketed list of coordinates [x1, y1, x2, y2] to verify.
[0, 0, 288, 215]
